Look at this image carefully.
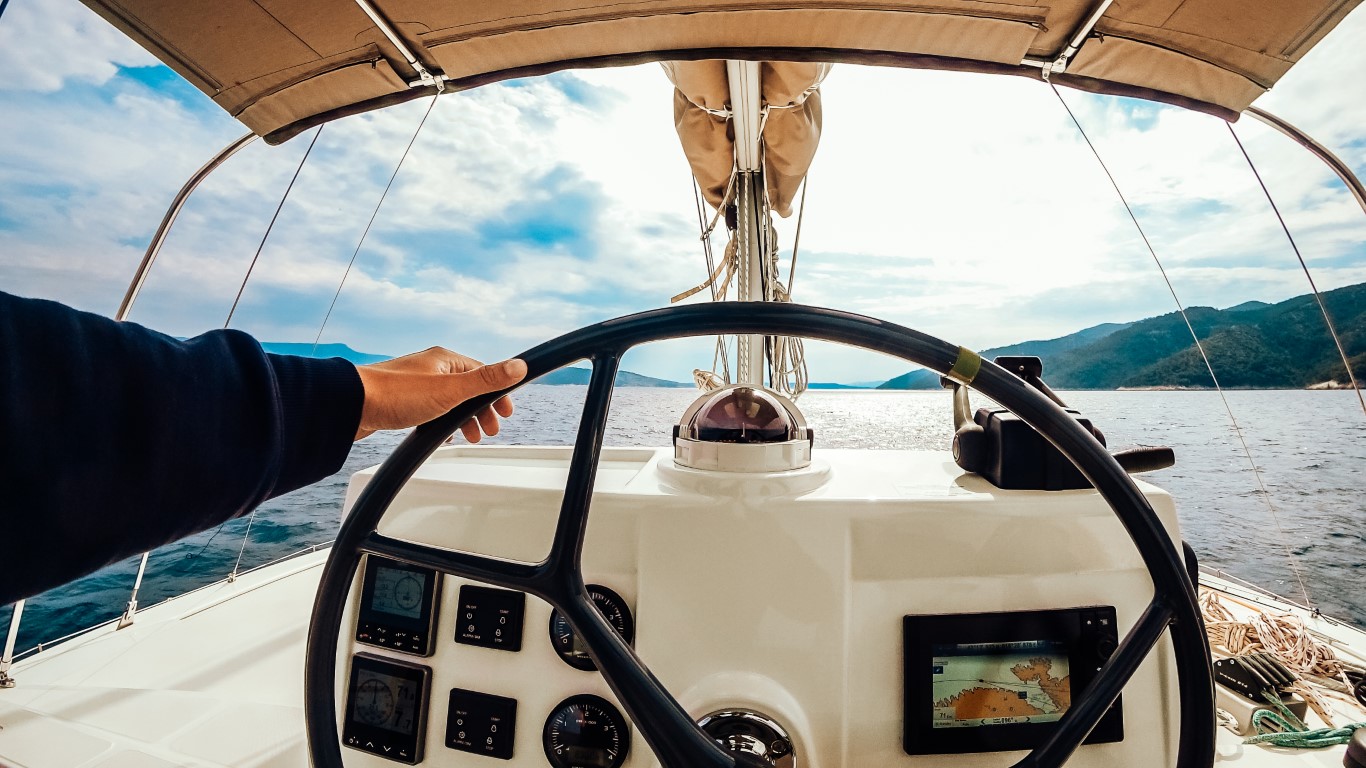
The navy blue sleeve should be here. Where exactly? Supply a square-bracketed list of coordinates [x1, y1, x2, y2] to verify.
[0, 291, 364, 605]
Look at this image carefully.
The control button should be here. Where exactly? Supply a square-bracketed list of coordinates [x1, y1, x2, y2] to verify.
[455, 586, 526, 652]
[447, 688, 517, 760]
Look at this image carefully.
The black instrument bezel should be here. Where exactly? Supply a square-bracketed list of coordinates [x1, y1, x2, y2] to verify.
[356, 555, 441, 656]
[549, 583, 635, 671]
[342, 653, 432, 764]
[903, 606, 1124, 755]
[542, 693, 632, 768]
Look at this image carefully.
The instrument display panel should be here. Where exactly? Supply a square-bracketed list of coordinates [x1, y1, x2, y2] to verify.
[357, 555, 440, 656]
[343, 653, 431, 764]
[903, 607, 1123, 755]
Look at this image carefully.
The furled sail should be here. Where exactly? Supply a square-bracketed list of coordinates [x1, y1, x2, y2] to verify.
[663, 61, 829, 218]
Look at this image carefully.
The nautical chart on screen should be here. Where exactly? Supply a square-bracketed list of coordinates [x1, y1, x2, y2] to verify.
[931, 640, 1072, 729]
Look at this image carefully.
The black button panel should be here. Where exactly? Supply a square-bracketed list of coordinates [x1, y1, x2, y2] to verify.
[344, 733, 420, 764]
[446, 688, 518, 760]
[357, 621, 430, 655]
[455, 585, 525, 651]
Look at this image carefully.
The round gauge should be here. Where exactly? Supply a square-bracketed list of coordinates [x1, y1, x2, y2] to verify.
[355, 678, 395, 726]
[548, 584, 634, 671]
[542, 694, 631, 768]
[393, 574, 423, 610]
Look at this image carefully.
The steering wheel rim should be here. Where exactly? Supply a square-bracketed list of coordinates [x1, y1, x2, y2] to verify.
[305, 302, 1214, 768]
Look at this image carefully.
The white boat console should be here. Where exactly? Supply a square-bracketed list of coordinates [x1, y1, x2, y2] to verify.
[334, 443, 1184, 768]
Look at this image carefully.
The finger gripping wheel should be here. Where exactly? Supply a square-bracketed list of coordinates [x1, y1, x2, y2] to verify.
[305, 302, 1214, 768]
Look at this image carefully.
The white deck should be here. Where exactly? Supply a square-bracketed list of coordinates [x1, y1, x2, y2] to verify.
[0, 549, 327, 768]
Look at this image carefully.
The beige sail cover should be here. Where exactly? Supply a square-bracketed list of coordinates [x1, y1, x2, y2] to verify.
[79, 0, 1362, 146]
[664, 61, 827, 217]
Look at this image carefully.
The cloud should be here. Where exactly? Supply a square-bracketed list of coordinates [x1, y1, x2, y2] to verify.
[2, 2, 1364, 383]
[0, 1, 156, 92]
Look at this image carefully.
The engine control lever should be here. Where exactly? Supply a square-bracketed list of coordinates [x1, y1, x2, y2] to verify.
[1112, 446, 1176, 473]
[941, 375, 987, 473]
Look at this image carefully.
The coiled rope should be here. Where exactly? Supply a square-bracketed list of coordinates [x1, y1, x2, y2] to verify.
[1200, 589, 1366, 743]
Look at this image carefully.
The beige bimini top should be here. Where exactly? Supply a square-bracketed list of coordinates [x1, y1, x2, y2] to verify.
[78, 0, 1362, 210]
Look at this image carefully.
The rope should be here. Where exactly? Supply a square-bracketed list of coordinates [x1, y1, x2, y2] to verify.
[682, 176, 736, 390]
[313, 94, 440, 354]
[1051, 84, 1315, 610]
[1200, 590, 1366, 727]
[1246, 716, 1363, 748]
[1226, 123, 1366, 414]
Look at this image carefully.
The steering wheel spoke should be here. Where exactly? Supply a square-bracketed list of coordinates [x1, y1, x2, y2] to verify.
[360, 532, 542, 593]
[1014, 599, 1176, 768]
[545, 353, 622, 579]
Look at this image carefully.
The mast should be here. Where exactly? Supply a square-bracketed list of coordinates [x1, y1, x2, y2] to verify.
[727, 60, 767, 387]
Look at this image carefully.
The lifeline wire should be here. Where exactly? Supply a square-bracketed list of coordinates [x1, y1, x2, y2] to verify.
[1050, 84, 1315, 609]
[312, 93, 441, 355]
[1226, 123, 1366, 415]
[224, 126, 324, 329]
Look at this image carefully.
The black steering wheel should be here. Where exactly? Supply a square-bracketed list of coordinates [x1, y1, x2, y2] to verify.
[305, 302, 1214, 768]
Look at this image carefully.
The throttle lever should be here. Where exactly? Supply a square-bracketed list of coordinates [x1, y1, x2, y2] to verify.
[1112, 446, 1176, 474]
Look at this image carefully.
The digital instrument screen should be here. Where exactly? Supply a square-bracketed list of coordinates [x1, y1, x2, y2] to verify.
[351, 668, 420, 735]
[356, 556, 439, 656]
[344, 654, 431, 765]
[371, 566, 427, 619]
[903, 607, 1122, 755]
[931, 640, 1071, 728]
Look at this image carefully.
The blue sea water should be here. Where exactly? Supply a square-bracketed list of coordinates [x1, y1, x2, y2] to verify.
[3, 387, 1363, 655]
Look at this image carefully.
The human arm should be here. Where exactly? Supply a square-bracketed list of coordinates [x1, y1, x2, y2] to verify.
[0, 291, 523, 605]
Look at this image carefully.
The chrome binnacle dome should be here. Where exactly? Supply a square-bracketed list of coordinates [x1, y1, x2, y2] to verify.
[673, 385, 812, 472]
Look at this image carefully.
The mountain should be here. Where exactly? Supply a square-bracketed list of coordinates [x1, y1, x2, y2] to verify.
[1224, 300, 1272, 313]
[878, 321, 1132, 390]
[879, 282, 1366, 390]
[534, 367, 690, 388]
[808, 382, 873, 389]
[260, 342, 390, 365]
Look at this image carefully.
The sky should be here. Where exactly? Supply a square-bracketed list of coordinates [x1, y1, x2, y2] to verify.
[2, 2, 1364, 384]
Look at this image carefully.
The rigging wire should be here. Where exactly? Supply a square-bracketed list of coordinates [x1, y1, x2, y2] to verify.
[690, 177, 732, 386]
[312, 93, 441, 355]
[754, 115, 808, 398]
[680, 175, 737, 387]
[224, 125, 325, 580]
[1226, 123, 1365, 415]
[162, 126, 325, 577]
[787, 175, 808, 294]
[224, 126, 324, 329]
[768, 173, 809, 398]
[1050, 84, 1315, 609]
